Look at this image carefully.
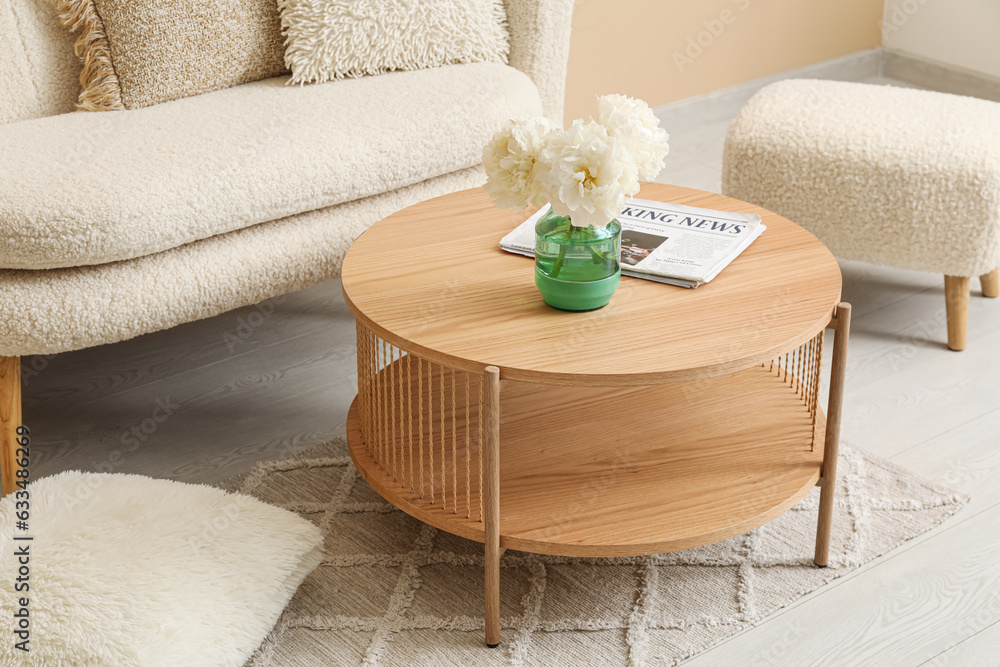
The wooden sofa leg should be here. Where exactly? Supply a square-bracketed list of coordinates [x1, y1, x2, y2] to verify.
[980, 268, 999, 298]
[1, 356, 22, 497]
[945, 276, 970, 351]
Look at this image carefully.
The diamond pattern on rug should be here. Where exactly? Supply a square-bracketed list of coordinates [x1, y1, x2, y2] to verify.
[230, 439, 966, 667]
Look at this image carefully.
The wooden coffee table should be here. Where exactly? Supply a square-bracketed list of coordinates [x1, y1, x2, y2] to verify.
[341, 183, 849, 647]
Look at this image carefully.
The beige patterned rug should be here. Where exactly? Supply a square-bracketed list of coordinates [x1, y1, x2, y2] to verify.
[225, 438, 966, 666]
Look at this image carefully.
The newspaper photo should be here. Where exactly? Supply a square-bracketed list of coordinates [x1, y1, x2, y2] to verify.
[500, 198, 765, 288]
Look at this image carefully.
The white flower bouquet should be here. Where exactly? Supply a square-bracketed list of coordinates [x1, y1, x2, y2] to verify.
[482, 94, 669, 228]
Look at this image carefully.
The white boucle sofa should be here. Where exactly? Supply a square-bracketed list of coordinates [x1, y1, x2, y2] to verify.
[724, 79, 1000, 352]
[0, 0, 574, 494]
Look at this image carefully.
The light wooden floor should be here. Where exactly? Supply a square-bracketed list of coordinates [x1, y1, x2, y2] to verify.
[24, 71, 1000, 664]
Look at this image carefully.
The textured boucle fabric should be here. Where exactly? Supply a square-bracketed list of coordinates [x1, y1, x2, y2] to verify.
[54, 0, 288, 110]
[280, 0, 509, 85]
[0, 0, 571, 124]
[0, 64, 542, 270]
[0, 0, 79, 124]
[504, 0, 573, 126]
[0, 168, 485, 357]
[0, 0, 571, 357]
[723, 79, 1000, 277]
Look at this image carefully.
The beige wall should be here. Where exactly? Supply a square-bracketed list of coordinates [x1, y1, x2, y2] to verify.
[883, 0, 1000, 79]
[564, 0, 884, 123]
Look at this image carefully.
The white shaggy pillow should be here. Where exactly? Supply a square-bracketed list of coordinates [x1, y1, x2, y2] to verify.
[0, 471, 323, 666]
[278, 0, 510, 84]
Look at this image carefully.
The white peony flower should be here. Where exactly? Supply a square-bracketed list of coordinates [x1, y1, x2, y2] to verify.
[482, 94, 668, 226]
[482, 117, 552, 210]
[537, 120, 640, 228]
[595, 94, 670, 180]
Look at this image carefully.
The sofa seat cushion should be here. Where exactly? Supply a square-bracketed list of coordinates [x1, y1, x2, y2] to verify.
[0, 167, 484, 357]
[0, 62, 542, 269]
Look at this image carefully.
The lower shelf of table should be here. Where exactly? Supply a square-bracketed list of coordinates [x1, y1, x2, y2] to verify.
[347, 363, 825, 558]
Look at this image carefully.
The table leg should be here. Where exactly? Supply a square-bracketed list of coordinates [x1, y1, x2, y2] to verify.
[815, 303, 851, 567]
[483, 366, 502, 647]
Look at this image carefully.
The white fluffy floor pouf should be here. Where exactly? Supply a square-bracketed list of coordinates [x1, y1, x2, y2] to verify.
[0, 471, 323, 666]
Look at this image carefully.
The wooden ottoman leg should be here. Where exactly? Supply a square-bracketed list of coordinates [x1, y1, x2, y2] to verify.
[815, 304, 851, 567]
[483, 366, 502, 648]
[1, 356, 22, 498]
[980, 269, 999, 298]
[945, 276, 970, 351]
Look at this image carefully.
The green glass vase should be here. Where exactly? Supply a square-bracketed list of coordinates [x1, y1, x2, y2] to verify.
[534, 208, 622, 311]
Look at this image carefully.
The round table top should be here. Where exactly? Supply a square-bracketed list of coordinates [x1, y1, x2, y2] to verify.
[341, 183, 842, 385]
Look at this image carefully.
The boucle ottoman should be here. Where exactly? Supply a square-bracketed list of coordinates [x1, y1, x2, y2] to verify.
[723, 79, 1000, 351]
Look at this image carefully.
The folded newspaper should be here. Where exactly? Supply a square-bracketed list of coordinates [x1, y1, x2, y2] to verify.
[500, 198, 765, 288]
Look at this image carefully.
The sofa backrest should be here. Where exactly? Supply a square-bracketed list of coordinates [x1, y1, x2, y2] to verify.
[0, 0, 80, 125]
[0, 0, 574, 128]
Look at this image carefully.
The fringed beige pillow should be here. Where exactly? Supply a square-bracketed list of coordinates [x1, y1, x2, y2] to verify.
[56, 0, 288, 110]
[278, 0, 509, 85]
